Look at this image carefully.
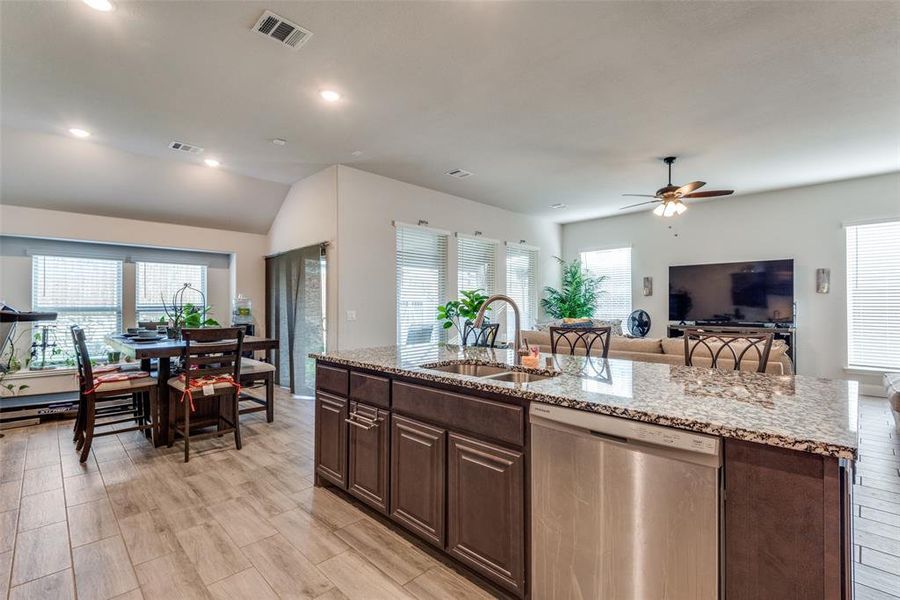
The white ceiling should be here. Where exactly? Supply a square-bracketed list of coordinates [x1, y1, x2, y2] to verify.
[2, 1, 899, 231]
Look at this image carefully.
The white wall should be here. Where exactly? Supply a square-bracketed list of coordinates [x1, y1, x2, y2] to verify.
[267, 166, 339, 350]
[0, 205, 269, 332]
[335, 166, 562, 350]
[562, 172, 900, 382]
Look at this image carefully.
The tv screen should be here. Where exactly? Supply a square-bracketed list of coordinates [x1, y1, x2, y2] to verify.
[668, 259, 794, 324]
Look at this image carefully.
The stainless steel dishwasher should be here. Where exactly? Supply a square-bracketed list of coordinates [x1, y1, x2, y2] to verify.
[530, 403, 722, 600]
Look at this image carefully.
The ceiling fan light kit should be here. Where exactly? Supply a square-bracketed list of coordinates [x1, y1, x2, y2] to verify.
[622, 156, 734, 217]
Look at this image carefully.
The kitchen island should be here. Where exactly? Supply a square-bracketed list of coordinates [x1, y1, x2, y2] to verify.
[311, 344, 858, 599]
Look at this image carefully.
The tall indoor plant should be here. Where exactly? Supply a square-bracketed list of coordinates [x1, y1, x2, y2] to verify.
[541, 257, 606, 319]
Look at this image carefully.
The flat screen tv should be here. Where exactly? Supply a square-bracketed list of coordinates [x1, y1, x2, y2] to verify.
[668, 259, 794, 324]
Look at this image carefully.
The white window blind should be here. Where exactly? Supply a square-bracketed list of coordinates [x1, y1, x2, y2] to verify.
[396, 226, 448, 345]
[846, 220, 900, 370]
[581, 247, 632, 322]
[136, 262, 207, 324]
[458, 236, 497, 296]
[32, 255, 123, 359]
[506, 245, 539, 340]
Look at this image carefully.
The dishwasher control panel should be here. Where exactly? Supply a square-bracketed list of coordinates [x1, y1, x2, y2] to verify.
[530, 403, 721, 456]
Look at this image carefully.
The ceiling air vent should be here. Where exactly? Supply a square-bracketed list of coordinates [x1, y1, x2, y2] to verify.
[252, 10, 313, 50]
[445, 168, 473, 179]
[168, 141, 204, 154]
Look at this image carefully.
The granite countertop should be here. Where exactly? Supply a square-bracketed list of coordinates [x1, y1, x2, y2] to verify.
[310, 344, 858, 460]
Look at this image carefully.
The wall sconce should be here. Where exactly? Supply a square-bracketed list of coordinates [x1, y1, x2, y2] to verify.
[642, 277, 653, 297]
[816, 268, 830, 294]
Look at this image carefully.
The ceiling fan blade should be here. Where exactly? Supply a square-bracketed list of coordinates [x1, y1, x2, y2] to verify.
[682, 190, 734, 199]
[621, 194, 657, 198]
[674, 181, 705, 196]
[619, 200, 659, 210]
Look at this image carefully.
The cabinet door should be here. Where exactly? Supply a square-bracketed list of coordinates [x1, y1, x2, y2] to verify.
[447, 433, 525, 596]
[315, 392, 348, 488]
[347, 402, 390, 514]
[390, 415, 446, 547]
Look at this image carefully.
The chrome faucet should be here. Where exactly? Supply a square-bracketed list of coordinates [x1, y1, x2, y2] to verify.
[473, 294, 529, 365]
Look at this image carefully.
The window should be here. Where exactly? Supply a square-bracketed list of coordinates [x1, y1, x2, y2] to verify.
[136, 262, 207, 324]
[846, 220, 900, 370]
[32, 255, 123, 359]
[506, 245, 539, 340]
[581, 247, 632, 322]
[396, 225, 448, 345]
[458, 235, 497, 296]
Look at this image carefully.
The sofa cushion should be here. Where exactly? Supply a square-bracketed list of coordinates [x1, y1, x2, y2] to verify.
[610, 337, 663, 354]
[886, 374, 900, 432]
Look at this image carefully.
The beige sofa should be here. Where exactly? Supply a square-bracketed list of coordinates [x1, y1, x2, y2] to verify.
[521, 330, 794, 375]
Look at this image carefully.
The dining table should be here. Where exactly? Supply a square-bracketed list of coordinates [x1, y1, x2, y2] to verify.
[105, 333, 278, 447]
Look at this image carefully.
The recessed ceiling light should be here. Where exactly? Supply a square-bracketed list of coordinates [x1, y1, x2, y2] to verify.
[272, 138, 287, 146]
[351, 150, 362, 157]
[319, 90, 341, 102]
[550, 203, 567, 209]
[68, 128, 91, 138]
[82, 0, 115, 12]
[204, 158, 220, 168]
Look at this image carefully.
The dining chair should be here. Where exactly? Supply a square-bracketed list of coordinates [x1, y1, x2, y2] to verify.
[167, 327, 244, 462]
[239, 356, 275, 422]
[683, 329, 774, 373]
[71, 326, 158, 462]
[462, 320, 501, 348]
[549, 326, 612, 359]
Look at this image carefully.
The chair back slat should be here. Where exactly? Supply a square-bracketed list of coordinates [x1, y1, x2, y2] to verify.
[462, 321, 500, 348]
[550, 326, 612, 359]
[683, 329, 774, 373]
[181, 328, 244, 387]
[70, 326, 94, 389]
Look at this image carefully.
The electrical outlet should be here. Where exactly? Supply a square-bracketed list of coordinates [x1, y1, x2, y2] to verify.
[346, 310, 357, 321]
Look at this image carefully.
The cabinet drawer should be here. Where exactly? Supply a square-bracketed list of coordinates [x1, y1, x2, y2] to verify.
[392, 381, 524, 447]
[350, 371, 390, 409]
[316, 364, 349, 396]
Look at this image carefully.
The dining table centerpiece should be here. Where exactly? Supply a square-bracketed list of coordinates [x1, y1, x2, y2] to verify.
[158, 283, 219, 340]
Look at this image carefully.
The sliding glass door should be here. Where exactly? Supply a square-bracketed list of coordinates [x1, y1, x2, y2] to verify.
[266, 244, 326, 396]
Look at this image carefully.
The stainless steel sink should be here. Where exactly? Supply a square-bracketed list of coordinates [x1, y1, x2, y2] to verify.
[425, 363, 510, 377]
[482, 371, 554, 384]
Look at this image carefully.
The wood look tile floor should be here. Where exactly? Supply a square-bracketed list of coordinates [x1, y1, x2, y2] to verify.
[1, 390, 898, 599]
[0, 388, 497, 600]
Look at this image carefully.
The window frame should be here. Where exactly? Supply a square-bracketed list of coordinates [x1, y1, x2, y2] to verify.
[845, 218, 900, 371]
[395, 223, 450, 346]
[505, 243, 540, 339]
[579, 246, 633, 322]
[134, 261, 208, 324]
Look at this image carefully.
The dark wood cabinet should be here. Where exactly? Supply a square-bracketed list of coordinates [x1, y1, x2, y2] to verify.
[447, 433, 525, 596]
[723, 439, 848, 600]
[314, 392, 348, 488]
[347, 401, 390, 514]
[390, 414, 446, 547]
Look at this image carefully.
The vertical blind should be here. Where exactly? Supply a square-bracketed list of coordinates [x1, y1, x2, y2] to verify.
[506, 245, 539, 340]
[846, 220, 900, 370]
[135, 261, 207, 323]
[32, 255, 123, 358]
[457, 236, 497, 296]
[581, 247, 632, 322]
[396, 225, 448, 345]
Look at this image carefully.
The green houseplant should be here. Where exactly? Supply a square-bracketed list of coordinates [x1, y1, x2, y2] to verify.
[437, 289, 491, 344]
[541, 257, 607, 319]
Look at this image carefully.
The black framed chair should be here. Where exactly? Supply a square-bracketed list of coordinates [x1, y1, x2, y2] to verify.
[71, 326, 158, 463]
[167, 327, 244, 462]
[462, 320, 500, 348]
[549, 326, 612, 359]
[683, 329, 774, 373]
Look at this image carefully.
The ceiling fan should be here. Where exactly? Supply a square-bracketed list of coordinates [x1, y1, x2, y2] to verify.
[620, 156, 734, 217]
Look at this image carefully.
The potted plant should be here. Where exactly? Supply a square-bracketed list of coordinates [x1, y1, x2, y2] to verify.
[437, 289, 491, 345]
[158, 283, 220, 339]
[541, 257, 607, 319]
